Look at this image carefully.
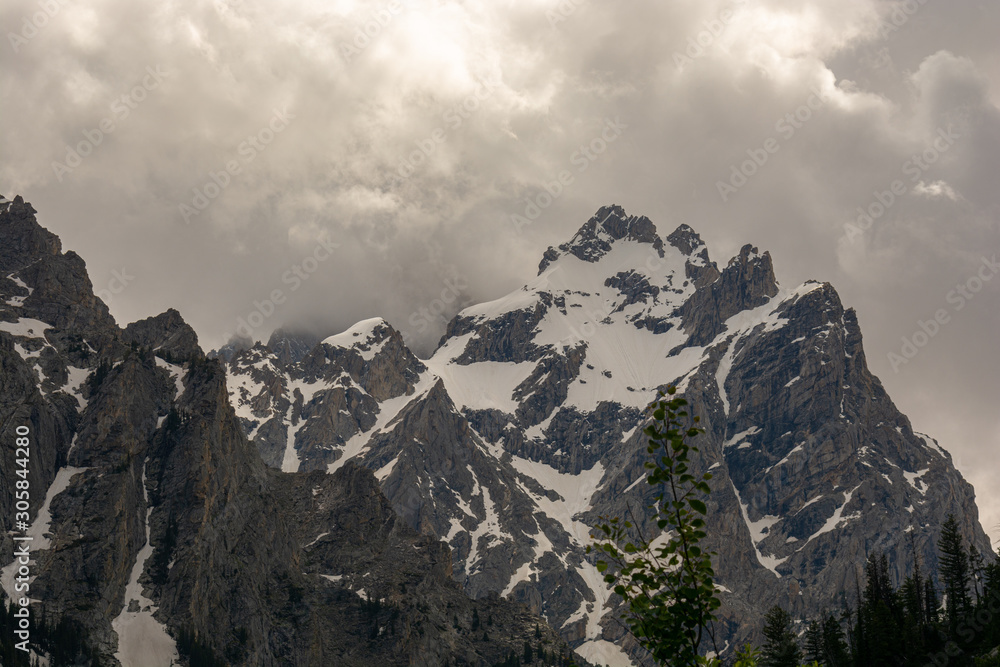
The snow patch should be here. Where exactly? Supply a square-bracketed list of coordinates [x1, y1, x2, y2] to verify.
[0, 317, 50, 339]
[801, 485, 862, 547]
[304, 532, 330, 548]
[155, 357, 186, 399]
[903, 468, 930, 495]
[724, 426, 760, 449]
[915, 432, 947, 458]
[375, 456, 398, 481]
[1, 466, 89, 603]
[112, 463, 179, 667]
[327, 371, 437, 474]
[322, 317, 390, 360]
[732, 481, 785, 577]
[575, 639, 634, 667]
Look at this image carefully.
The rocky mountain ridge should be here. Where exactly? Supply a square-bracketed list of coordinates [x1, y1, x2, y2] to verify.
[0, 195, 584, 666]
[220, 204, 994, 665]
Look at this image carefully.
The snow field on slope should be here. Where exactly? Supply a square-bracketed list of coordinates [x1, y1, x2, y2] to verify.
[428, 353, 537, 415]
[112, 462, 179, 667]
[0, 466, 89, 603]
[507, 457, 621, 651]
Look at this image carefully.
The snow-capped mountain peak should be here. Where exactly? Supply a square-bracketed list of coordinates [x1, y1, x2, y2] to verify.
[321, 316, 395, 360]
[215, 205, 992, 666]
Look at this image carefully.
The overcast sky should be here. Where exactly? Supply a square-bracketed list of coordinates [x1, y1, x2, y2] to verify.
[2, 0, 998, 545]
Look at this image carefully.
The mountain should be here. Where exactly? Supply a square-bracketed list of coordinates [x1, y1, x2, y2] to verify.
[221, 204, 994, 665]
[0, 195, 586, 666]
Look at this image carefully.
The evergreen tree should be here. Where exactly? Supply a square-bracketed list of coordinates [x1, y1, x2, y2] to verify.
[983, 548, 1000, 651]
[924, 578, 940, 626]
[820, 614, 850, 667]
[804, 620, 823, 665]
[760, 606, 801, 667]
[939, 515, 973, 632]
[857, 552, 904, 666]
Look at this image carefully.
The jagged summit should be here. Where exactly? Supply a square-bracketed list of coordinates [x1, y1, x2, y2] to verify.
[538, 205, 668, 273]
[0, 194, 63, 272]
[536, 206, 723, 291]
[665, 222, 709, 258]
[123, 308, 201, 359]
[266, 327, 321, 366]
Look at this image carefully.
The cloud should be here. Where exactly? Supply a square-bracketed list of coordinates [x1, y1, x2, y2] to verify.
[912, 180, 958, 200]
[1, 0, 998, 541]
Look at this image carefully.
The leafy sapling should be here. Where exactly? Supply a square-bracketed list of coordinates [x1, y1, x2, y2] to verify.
[588, 386, 721, 666]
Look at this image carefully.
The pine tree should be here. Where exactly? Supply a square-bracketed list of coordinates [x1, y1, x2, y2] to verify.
[761, 606, 801, 667]
[983, 548, 1000, 651]
[858, 552, 904, 666]
[821, 614, 851, 667]
[939, 515, 973, 632]
[804, 620, 823, 664]
[924, 578, 940, 625]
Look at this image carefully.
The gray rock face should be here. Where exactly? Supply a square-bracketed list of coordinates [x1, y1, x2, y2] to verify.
[538, 204, 664, 271]
[266, 328, 321, 366]
[222, 205, 994, 666]
[0, 197, 586, 667]
[123, 308, 201, 359]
